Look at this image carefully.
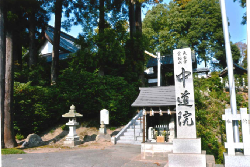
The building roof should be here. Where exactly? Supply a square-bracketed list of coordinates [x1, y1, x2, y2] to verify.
[146, 52, 196, 68]
[219, 63, 247, 77]
[193, 67, 210, 73]
[131, 86, 176, 107]
[45, 26, 79, 53]
[42, 52, 71, 62]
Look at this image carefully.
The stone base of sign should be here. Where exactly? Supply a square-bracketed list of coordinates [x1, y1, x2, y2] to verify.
[224, 152, 250, 167]
[168, 152, 206, 167]
[141, 142, 173, 160]
[99, 127, 106, 134]
[173, 138, 201, 153]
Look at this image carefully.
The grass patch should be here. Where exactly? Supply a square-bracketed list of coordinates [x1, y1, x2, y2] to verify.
[1, 148, 26, 155]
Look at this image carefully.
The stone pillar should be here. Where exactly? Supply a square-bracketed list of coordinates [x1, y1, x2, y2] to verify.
[99, 121, 106, 134]
[169, 48, 206, 167]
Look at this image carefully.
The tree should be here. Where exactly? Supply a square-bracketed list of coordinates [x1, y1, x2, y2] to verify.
[233, 0, 246, 24]
[143, 0, 226, 68]
[0, 0, 5, 149]
[231, 43, 241, 64]
[235, 41, 247, 66]
[242, 49, 247, 69]
[51, 0, 63, 85]
[4, 30, 17, 148]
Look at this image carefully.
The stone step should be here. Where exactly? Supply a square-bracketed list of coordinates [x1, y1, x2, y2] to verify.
[116, 140, 142, 145]
[120, 135, 143, 140]
[129, 125, 141, 129]
[136, 136, 143, 140]
[120, 136, 137, 140]
[126, 129, 141, 132]
[123, 131, 143, 136]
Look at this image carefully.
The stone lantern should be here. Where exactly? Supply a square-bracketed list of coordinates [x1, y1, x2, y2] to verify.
[62, 104, 83, 147]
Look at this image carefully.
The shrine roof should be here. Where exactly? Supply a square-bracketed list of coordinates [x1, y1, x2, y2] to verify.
[146, 53, 196, 68]
[131, 86, 176, 107]
[219, 63, 247, 77]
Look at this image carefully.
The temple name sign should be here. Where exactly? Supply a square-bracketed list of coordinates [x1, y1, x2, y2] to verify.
[173, 48, 197, 138]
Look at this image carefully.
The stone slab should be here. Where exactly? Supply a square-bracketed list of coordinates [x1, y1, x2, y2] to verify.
[141, 143, 173, 160]
[141, 143, 173, 152]
[173, 138, 201, 153]
[168, 153, 206, 167]
[224, 153, 250, 167]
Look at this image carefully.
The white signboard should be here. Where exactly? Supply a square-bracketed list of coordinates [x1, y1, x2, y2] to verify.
[173, 48, 197, 138]
[100, 109, 109, 125]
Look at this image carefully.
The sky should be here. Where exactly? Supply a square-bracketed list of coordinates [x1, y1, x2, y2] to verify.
[49, 0, 247, 46]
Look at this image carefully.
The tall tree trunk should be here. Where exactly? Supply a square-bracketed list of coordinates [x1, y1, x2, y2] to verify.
[13, 30, 22, 71]
[98, 0, 105, 76]
[135, 1, 142, 35]
[0, 0, 6, 149]
[4, 30, 17, 148]
[135, 1, 144, 86]
[29, 12, 36, 69]
[99, 0, 105, 34]
[51, 0, 63, 85]
[128, 0, 136, 40]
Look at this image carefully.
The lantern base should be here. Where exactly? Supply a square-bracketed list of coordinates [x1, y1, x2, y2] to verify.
[63, 139, 81, 147]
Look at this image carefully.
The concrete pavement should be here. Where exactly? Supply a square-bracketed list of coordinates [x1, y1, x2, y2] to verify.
[2, 144, 168, 167]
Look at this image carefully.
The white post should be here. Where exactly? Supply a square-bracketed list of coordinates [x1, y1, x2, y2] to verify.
[157, 52, 161, 86]
[219, 0, 240, 144]
[240, 108, 250, 155]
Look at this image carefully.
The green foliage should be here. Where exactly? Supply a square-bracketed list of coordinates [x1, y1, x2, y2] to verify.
[61, 125, 69, 131]
[1, 148, 26, 155]
[143, 0, 227, 69]
[15, 133, 24, 140]
[56, 66, 139, 126]
[194, 73, 227, 164]
[109, 127, 116, 131]
[15, 56, 51, 86]
[231, 43, 241, 64]
[13, 82, 62, 136]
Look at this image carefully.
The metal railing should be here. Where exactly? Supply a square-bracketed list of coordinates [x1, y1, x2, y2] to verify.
[111, 110, 143, 144]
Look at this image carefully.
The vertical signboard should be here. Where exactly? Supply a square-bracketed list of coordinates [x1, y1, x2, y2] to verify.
[173, 48, 197, 138]
[100, 109, 109, 125]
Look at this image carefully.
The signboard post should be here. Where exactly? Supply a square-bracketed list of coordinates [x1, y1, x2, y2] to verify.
[173, 48, 196, 138]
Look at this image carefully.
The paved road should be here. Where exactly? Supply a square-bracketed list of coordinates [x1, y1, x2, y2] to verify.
[2, 145, 168, 167]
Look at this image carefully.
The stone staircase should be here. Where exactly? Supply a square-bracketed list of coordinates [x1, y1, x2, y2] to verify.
[112, 110, 144, 145]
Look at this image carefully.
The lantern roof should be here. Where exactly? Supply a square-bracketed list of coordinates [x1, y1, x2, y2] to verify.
[62, 105, 83, 118]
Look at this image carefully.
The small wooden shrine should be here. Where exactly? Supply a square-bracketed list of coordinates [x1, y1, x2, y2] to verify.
[131, 86, 177, 159]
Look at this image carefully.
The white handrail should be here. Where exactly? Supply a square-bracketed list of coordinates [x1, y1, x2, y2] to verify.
[111, 110, 143, 144]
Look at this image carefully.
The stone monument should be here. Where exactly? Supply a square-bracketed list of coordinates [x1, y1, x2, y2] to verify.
[168, 48, 206, 167]
[96, 109, 111, 142]
[62, 105, 83, 147]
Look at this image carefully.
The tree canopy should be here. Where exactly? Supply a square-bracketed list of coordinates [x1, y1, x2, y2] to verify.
[143, 0, 240, 69]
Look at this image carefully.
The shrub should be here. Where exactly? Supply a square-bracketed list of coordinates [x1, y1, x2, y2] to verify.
[13, 82, 63, 136]
[56, 68, 139, 126]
